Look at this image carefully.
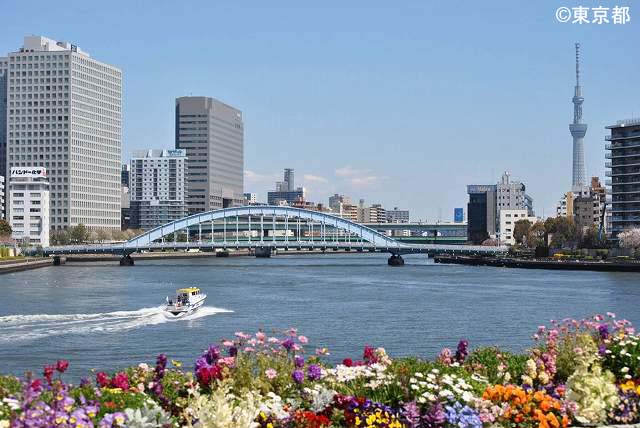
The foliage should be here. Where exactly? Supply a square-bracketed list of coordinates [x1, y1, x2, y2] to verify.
[544, 216, 578, 248]
[0, 219, 12, 237]
[619, 228, 640, 251]
[512, 219, 532, 245]
[526, 222, 547, 248]
[464, 347, 528, 385]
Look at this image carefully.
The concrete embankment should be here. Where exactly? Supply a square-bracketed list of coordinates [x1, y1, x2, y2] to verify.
[434, 254, 640, 272]
[0, 257, 53, 274]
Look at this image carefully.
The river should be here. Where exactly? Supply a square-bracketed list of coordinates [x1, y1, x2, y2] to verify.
[0, 253, 638, 379]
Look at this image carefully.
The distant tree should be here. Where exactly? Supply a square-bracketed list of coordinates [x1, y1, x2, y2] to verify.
[513, 219, 532, 245]
[0, 219, 12, 237]
[619, 228, 640, 250]
[69, 224, 90, 244]
[96, 228, 110, 243]
[526, 222, 547, 248]
[481, 238, 499, 246]
[50, 229, 70, 245]
[111, 229, 128, 241]
[545, 216, 577, 248]
[579, 225, 606, 249]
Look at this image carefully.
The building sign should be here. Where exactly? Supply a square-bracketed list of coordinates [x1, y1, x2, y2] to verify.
[10, 167, 47, 178]
[467, 185, 495, 194]
[454, 208, 464, 223]
[164, 149, 186, 157]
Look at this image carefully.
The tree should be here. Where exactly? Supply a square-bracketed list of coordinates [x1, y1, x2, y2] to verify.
[619, 228, 640, 250]
[96, 228, 110, 243]
[526, 222, 547, 248]
[545, 216, 578, 248]
[69, 224, 90, 244]
[513, 219, 532, 245]
[0, 219, 12, 237]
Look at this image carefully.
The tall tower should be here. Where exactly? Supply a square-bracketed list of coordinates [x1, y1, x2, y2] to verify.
[569, 42, 587, 190]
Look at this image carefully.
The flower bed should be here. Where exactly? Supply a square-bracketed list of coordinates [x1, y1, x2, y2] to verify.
[1, 314, 639, 427]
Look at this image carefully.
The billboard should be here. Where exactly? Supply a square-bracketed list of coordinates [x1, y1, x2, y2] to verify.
[454, 208, 464, 223]
[10, 167, 47, 179]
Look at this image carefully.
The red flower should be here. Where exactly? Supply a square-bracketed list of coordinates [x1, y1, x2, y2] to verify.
[363, 345, 378, 364]
[196, 364, 223, 386]
[293, 410, 331, 428]
[112, 372, 129, 390]
[29, 379, 42, 392]
[96, 371, 111, 388]
[56, 359, 69, 373]
[43, 365, 55, 384]
[342, 358, 353, 367]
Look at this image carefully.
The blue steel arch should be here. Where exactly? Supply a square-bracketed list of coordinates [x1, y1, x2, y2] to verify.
[124, 205, 404, 250]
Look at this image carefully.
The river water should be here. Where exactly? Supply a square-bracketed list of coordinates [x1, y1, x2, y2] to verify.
[0, 253, 638, 379]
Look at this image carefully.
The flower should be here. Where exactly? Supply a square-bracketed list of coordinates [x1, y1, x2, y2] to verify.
[96, 371, 111, 388]
[282, 338, 295, 351]
[55, 360, 69, 373]
[307, 364, 322, 381]
[295, 355, 305, 368]
[292, 370, 305, 384]
[111, 372, 129, 390]
[298, 335, 309, 344]
[265, 368, 278, 379]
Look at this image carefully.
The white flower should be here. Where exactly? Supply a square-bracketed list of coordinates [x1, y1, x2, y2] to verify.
[621, 367, 630, 373]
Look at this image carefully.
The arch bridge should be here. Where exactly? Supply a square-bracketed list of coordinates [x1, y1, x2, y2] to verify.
[43, 206, 507, 265]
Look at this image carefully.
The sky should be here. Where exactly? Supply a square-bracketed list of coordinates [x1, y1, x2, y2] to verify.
[1, 1, 638, 221]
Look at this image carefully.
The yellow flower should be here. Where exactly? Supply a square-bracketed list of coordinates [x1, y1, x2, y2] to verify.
[172, 359, 182, 368]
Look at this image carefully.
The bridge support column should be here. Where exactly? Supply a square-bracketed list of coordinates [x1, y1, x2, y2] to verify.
[255, 247, 272, 258]
[53, 256, 66, 266]
[119, 255, 135, 266]
[216, 250, 230, 257]
[388, 254, 404, 266]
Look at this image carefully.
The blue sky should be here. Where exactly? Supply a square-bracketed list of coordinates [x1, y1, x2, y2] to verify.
[2, 1, 638, 221]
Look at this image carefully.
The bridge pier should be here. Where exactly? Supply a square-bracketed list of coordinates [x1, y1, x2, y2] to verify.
[388, 254, 405, 266]
[216, 250, 230, 257]
[255, 247, 272, 258]
[119, 254, 135, 266]
[53, 256, 66, 266]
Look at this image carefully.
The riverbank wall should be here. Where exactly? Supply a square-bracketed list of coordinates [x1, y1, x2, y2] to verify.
[0, 257, 53, 274]
[434, 254, 640, 272]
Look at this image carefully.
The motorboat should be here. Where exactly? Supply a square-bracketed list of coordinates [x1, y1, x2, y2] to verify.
[164, 287, 206, 317]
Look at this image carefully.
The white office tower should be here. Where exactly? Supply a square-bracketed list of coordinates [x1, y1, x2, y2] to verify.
[129, 149, 187, 230]
[3, 36, 122, 231]
[9, 167, 50, 247]
[0, 175, 4, 219]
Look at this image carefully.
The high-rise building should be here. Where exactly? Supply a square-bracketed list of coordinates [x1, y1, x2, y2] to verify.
[570, 43, 588, 190]
[243, 192, 257, 205]
[0, 175, 4, 219]
[606, 118, 640, 240]
[129, 149, 187, 230]
[121, 164, 130, 187]
[328, 194, 352, 215]
[268, 168, 305, 205]
[8, 167, 50, 247]
[386, 207, 409, 223]
[467, 185, 497, 244]
[175, 96, 244, 213]
[2, 36, 122, 231]
[0, 57, 7, 179]
[496, 171, 534, 220]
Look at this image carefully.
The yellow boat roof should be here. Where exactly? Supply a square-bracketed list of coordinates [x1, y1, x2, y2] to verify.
[177, 287, 200, 293]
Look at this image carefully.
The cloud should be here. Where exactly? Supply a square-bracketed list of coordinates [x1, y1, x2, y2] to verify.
[244, 170, 277, 184]
[334, 165, 386, 188]
[303, 174, 328, 184]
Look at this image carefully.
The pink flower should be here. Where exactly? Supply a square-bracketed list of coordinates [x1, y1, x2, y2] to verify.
[287, 328, 298, 337]
[268, 337, 279, 343]
[96, 372, 111, 388]
[315, 347, 330, 356]
[234, 332, 250, 339]
[256, 332, 266, 342]
[222, 340, 234, 347]
[244, 346, 255, 353]
[265, 368, 277, 379]
[219, 357, 236, 367]
[607, 312, 616, 318]
[55, 360, 69, 373]
[298, 335, 308, 344]
[112, 372, 129, 390]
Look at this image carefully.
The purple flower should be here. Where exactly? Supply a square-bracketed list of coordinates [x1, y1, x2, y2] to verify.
[206, 345, 220, 364]
[455, 339, 469, 363]
[598, 323, 610, 340]
[292, 369, 305, 384]
[307, 364, 322, 381]
[424, 402, 447, 427]
[282, 339, 295, 351]
[228, 346, 238, 357]
[294, 355, 305, 368]
[401, 401, 421, 428]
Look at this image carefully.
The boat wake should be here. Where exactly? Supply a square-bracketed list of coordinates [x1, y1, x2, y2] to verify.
[0, 306, 232, 342]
